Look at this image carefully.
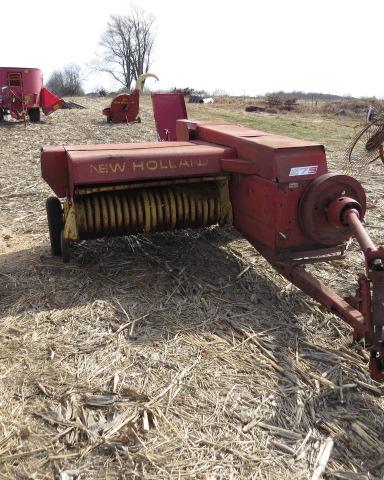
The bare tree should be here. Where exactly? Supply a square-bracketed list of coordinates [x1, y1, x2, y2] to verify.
[46, 64, 84, 96]
[93, 7, 155, 91]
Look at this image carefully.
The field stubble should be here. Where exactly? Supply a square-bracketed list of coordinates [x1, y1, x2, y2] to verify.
[0, 97, 384, 479]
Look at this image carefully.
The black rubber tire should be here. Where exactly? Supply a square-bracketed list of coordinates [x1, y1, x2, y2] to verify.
[0, 109, 4, 122]
[61, 232, 71, 263]
[46, 197, 63, 256]
[28, 107, 40, 123]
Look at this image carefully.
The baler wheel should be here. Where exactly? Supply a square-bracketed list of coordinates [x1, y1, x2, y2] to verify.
[0, 109, 4, 122]
[28, 107, 40, 123]
[46, 197, 63, 256]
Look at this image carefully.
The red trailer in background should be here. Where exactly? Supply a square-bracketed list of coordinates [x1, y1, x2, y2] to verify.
[0, 67, 64, 122]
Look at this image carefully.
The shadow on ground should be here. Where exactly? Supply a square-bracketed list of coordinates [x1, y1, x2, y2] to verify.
[0, 227, 383, 478]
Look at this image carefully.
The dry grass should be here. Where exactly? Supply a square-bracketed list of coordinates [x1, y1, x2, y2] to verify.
[1, 97, 384, 479]
[212, 94, 382, 119]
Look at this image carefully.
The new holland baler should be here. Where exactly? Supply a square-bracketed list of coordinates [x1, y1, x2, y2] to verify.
[40, 98, 384, 381]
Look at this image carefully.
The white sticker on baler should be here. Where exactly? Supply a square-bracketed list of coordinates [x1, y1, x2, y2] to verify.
[289, 165, 318, 176]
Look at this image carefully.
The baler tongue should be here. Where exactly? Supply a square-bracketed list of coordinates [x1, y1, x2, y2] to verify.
[342, 209, 384, 381]
[40, 87, 65, 115]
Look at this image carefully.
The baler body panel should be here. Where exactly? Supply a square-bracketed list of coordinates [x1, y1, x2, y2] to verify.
[41, 120, 329, 254]
[67, 144, 233, 187]
[229, 174, 319, 251]
[175, 120, 329, 252]
[41, 147, 68, 197]
[177, 121, 327, 181]
[151, 93, 188, 140]
[41, 141, 236, 197]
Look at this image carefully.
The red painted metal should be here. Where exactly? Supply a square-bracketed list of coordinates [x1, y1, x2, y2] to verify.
[326, 196, 363, 227]
[177, 120, 328, 181]
[41, 141, 235, 198]
[249, 238, 366, 336]
[102, 73, 158, 124]
[0, 67, 64, 120]
[102, 91, 141, 123]
[40, 87, 65, 115]
[66, 143, 234, 198]
[0, 67, 40, 119]
[151, 93, 188, 140]
[299, 174, 366, 246]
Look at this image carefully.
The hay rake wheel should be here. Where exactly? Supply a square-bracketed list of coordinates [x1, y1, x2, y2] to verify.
[344, 122, 384, 172]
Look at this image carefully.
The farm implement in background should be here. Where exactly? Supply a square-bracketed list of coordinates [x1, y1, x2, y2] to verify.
[345, 107, 384, 171]
[41, 94, 384, 381]
[0, 67, 65, 122]
[102, 73, 158, 123]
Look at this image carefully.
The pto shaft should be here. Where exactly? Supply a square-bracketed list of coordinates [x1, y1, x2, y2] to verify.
[343, 209, 376, 252]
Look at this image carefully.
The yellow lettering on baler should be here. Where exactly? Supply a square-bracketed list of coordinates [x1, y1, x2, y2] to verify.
[90, 162, 126, 174]
[109, 162, 126, 173]
[146, 160, 158, 170]
[197, 159, 209, 167]
[89, 157, 211, 174]
[180, 159, 192, 168]
[133, 161, 144, 171]
[159, 159, 168, 169]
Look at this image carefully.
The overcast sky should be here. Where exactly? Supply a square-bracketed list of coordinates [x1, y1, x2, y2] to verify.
[2, 0, 383, 98]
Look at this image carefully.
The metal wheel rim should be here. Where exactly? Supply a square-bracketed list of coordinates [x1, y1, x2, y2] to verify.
[344, 123, 384, 171]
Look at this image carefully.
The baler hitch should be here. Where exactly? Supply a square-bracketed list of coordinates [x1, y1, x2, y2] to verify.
[260, 194, 384, 382]
[342, 208, 384, 381]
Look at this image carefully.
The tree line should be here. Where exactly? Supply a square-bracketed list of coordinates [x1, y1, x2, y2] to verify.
[46, 6, 155, 96]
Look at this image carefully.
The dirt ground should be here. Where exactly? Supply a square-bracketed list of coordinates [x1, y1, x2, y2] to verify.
[1, 97, 384, 480]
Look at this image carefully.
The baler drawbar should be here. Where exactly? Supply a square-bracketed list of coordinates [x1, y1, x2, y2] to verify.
[41, 115, 384, 381]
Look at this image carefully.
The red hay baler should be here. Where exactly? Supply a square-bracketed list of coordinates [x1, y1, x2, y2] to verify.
[0, 66, 64, 122]
[40, 96, 384, 381]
